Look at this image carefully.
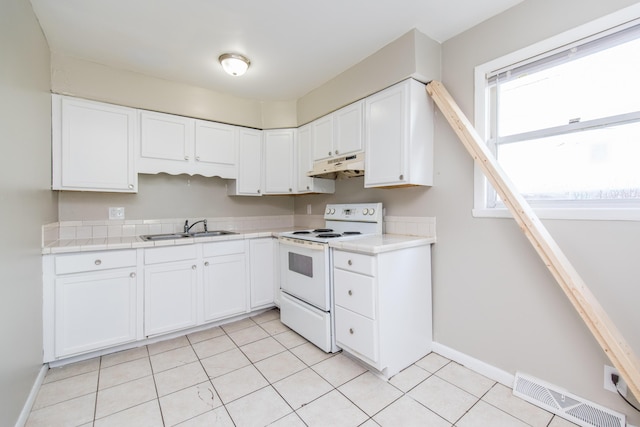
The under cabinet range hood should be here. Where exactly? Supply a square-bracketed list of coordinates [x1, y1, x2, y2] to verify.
[307, 152, 364, 179]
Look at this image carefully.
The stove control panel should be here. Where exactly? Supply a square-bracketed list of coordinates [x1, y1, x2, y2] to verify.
[324, 203, 383, 222]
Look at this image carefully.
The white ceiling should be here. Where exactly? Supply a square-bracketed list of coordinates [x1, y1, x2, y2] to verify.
[30, 0, 522, 101]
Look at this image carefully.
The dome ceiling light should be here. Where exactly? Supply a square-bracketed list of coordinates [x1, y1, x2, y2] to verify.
[218, 53, 250, 77]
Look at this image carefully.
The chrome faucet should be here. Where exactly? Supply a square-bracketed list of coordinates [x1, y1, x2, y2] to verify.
[184, 219, 207, 233]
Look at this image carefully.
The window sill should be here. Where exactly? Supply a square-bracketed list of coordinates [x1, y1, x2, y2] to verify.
[472, 207, 640, 221]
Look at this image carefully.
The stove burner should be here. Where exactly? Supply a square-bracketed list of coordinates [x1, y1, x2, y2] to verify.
[342, 231, 362, 235]
[313, 228, 333, 233]
[316, 233, 342, 238]
[293, 231, 311, 234]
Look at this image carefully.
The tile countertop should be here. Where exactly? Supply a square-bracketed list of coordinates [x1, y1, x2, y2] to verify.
[329, 234, 436, 254]
[43, 229, 435, 255]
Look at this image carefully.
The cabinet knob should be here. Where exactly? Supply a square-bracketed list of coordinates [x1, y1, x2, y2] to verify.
[335, 150, 339, 155]
[204, 261, 210, 267]
[94, 259, 102, 266]
[328, 151, 332, 156]
[257, 189, 261, 194]
[399, 174, 404, 180]
[192, 265, 197, 270]
[184, 156, 189, 160]
[306, 186, 310, 190]
[349, 328, 354, 335]
[348, 290, 353, 296]
[128, 184, 134, 189]
[195, 156, 200, 161]
[289, 188, 292, 192]
[347, 260, 352, 266]
[130, 272, 136, 278]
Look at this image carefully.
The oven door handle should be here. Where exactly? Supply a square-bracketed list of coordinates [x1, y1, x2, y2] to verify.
[278, 236, 326, 251]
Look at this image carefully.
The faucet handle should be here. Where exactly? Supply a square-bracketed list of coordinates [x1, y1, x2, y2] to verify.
[203, 219, 208, 232]
[184, 219, 189, 232]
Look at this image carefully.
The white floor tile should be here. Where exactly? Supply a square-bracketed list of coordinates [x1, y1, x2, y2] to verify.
[338, 372, 403, 416]
[100, 346, 148, 369]
[98, 357, 152, 390]
[269, 412, 307, 426]
[240, 336, 287, 363]
[273, 368, 334, 410]
[95, 375, 157, 419]
[436, 362, 495, 397]
[548, 415, 581, 426]
[94, 399, 163, 427]
[389, 364, 431, 392]
[373, 395, 451, 427]
[220, 317, 256, 333]
[186, 326, 225, 344]
[456, 400, 530, 427]
[483, 383, 553, 427]
[33, 370, 99, 409]
[408, 375, 478, 423]
[191, 334, 236, 359]
[296, 389, 368, 427]
[225, 386, 293, 427]
[414, 352, 450, 373]
[147, 335, 190, 356]
[228, 324, 270, 346]
[211, 365, 269, 404]
[26, 393, 96, 427]
[159, 381, 222, 426]
[289, 342, 335, 366]
[254, 350, 306, 383]
[44, 357, 100, 384]
[150, 345, 198, 373]
[174, 406, 234, 426]
[251, 308, 280, 324]
[154, 360, 209, 397]
[259, 318, 291, 335]
[312, 353, 368, 387]
[200, 347, 251, 378]
[273, 330, 308, 349]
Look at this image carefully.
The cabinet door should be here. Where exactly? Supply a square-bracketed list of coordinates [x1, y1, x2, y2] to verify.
[138, 110, 194, 174]
[249, 238, 275, 309]
[54, 269, 138, 358]
[230, 128, 263, 196]
[144, 261, 198, 336]
[296, 124, 313, 193]
[53, 95, 137, 192]
[364, 84, 407, 187]
[312, 115, 334, 161]
[264, 129, 295, 194]
[334, 101, 364, 157]
[194, 120, 238, 178]
[203, 253, 247, 322]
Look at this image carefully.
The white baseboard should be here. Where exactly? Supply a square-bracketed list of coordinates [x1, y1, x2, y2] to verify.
[15, 364, 48, 427]
[431, 342, 514, 387]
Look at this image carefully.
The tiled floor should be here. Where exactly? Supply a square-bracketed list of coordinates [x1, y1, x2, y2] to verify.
[27, 309, 578, 426]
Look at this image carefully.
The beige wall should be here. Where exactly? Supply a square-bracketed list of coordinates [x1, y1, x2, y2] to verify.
[0, 0, 57, 424]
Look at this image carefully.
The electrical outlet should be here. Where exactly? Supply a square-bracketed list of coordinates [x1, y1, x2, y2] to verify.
[604, 365, 627, 397]
[108, 207, 125, 220]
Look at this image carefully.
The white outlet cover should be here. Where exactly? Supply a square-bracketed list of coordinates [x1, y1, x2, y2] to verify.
[109, 207, 125, 220]
[604, 365, 627, 397]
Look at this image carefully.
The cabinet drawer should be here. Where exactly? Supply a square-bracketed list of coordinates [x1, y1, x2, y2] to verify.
[335, 306, 378, 362]
[333, 250, 374, 276]
[334, 269, 375, 319]
[202, 240, 244, 257]
[145, 245, 197, 264]
[55, 250, 136, 275]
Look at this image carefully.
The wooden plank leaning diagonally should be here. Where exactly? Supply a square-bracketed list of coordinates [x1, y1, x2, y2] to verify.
[425, 80, 640, 403]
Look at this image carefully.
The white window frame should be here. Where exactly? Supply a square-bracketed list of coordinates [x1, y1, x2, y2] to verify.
[473, 4, 640, 221]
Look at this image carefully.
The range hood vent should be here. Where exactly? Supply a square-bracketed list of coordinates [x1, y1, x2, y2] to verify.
[307, 152, 364, 180]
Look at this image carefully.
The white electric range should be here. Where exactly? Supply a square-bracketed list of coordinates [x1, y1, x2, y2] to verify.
[278, 203, 383, 352]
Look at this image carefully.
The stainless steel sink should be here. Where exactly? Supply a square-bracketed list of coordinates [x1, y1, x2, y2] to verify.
[140, 230, 237, 241]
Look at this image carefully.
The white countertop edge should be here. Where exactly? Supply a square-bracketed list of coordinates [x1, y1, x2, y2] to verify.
[329, 235, 436, 254]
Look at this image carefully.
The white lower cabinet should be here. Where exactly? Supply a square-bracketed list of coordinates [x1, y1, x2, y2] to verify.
[333, 244, 432, 378]
[202, 241, 247, 322]
[144, 245, 199, 337]
[43, 250, 141, 362]
[249, 238, 276, 309]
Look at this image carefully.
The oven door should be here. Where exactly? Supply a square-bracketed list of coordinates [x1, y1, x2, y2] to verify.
[278, 237, 330, 311]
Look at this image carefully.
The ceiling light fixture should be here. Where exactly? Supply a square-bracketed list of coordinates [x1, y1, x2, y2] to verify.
[218, 53, 250, 76]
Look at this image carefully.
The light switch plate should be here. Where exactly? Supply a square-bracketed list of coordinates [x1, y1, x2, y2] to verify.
[109, 207, 125, 220]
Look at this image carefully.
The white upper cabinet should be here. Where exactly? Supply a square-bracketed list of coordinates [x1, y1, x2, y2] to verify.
[52, 95, 138, 192]
[364, 79, 433, 188]
[263, 129, 296, 194]
[312, 100, 364, 163]
[296, 124, 335, 194]
[228, 127, 263, 196]
[138, 111, 238, 178]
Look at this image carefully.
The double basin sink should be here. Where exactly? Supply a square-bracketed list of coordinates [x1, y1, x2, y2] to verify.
[140, 230, 237, 241]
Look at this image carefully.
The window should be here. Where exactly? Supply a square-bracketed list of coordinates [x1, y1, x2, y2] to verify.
[474, 16, 640, 220]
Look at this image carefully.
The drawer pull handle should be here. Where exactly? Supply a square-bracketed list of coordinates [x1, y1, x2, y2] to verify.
[348, 290, 353, 296]
[130, 272, 136, 278]
[192, 265, 197, 270]
[94, 259, 102, 266]
[349, 328, 354, 335]
[347, 260, 352, 266]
